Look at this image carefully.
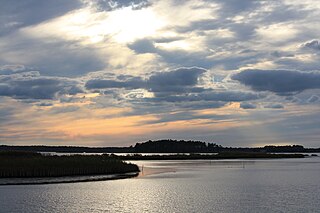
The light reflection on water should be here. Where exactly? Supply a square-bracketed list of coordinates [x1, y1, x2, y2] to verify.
[0, 157, 319, 213]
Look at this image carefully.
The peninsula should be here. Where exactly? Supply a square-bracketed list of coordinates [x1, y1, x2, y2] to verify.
[0, 151, 139, 179]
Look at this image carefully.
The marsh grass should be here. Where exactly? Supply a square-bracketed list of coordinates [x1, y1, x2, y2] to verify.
[0, 151, 139, 178]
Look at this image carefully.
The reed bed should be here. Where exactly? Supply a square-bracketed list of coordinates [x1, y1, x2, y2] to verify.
[0, 152, 139, 178]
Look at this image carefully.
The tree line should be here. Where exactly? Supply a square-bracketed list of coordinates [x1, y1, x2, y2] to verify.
[1, 140, 319, 153]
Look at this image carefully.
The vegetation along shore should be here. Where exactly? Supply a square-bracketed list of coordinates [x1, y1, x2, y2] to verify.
[0, 139, 316, 181]
[118, 152, 305, 161]
[1, 140, 319, 153]
[0, 151, 139, 178]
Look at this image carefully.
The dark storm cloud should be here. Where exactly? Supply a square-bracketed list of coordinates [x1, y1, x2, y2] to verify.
[0, 0, 81, 35]
[232, 69, 320, 95]
[0, 72, 83, 100]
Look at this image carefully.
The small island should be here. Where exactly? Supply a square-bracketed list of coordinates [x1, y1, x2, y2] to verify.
[0, 151, 139, 179]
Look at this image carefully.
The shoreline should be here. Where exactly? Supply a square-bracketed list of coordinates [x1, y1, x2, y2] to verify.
[0, 152, 311, 185]
[0, 152, 140, 179]
[118, 152, 305, 161]
[0, 172, 139, 186]
[2, 155, 316, 185]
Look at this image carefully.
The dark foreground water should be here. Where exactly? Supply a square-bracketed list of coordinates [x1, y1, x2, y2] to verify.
[0, 157, 319, 213]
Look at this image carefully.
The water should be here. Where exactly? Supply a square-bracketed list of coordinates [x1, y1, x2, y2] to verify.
[0, 157, 319, 213]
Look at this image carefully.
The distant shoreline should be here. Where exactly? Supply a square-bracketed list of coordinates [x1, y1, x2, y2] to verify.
[118, 152, 306, 161]
[1, 140, 319, 153]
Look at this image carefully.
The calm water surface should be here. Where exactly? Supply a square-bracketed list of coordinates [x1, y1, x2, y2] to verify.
[0, 157, 319, 213]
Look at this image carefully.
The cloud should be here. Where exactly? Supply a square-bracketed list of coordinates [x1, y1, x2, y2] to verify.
[0, 0, 81, 35]
[0, 71, 83, 100]
[129, 39, 217, 69]
[81, 0, 150, 11]
[217, 0, 260, 14]
[50, 105, 80, 114]
[0, 65, 33, 75]
[307, 95, 319, 103]
[128, 39, 157, 54]
[302, 40, 320, 51]
[86, 78, 145, 90]
[200, 91, 261, 102]
[143, 90, 260, 103]
[86, 67, 206, 93]
[232, 69, 320, 95]
[0, 35, 106, 77]
[85, 67, 263, 116]
[86, 67, 262, 105]
[264, 103, 284, 109]
[142, 111, 229, 125]
[0, 103, 15, 122]
[240, 102, 256, 109]
[148, 67, 206, 93]
[2, 0, 320, 147]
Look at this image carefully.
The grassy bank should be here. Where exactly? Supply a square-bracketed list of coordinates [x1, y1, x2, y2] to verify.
[0, 151, 139, 178]
[119, 152, 305, 160]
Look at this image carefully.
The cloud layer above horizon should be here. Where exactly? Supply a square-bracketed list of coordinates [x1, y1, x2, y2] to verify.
[0, 0, 319, 147]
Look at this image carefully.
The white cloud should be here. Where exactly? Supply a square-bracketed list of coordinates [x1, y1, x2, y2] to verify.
[256, 23, 299, 43]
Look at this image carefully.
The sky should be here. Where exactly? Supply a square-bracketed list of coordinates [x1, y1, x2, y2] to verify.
[0, 0, 319, 147]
